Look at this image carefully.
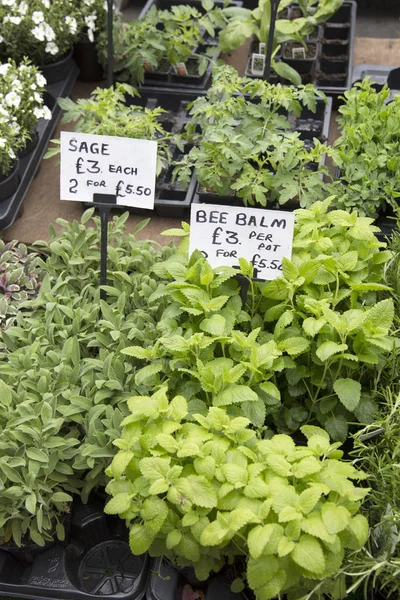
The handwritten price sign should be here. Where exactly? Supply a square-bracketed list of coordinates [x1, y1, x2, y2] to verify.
[189, 204, 295, 281]
[60, 131, 157, 209]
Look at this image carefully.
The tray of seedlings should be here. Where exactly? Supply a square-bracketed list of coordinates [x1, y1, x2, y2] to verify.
[243, 2, 356, 98]
[179, 65, 333, 212]
[139, 0, 242, 18]
[0, 61, 79, 232]
[104, 0, 230, 93]
[126, 89, 201, 218]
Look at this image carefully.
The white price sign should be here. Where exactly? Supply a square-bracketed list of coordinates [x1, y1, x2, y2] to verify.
[189, 204, 295, 280]
[60, 131, 157, 209]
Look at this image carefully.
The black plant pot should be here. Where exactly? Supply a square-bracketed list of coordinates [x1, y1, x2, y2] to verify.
[0, 161, 20, 202]
[18, 131, 39, 159]
[38, 50, 74, 84]
[73, 37, 104, 82]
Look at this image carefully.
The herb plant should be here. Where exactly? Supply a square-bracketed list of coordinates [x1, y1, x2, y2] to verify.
[0, 240, 43, 330]
[219, 0, 344, 83]
[98, 2, 224, 86]
[339, 389, 400, 599]
[45, 83, 183, 176]
[0, 210, 178, 544]
[105, 388, 369, 600]
[331, 79, 400, 218]
[146, 199, 395, 440]
[174, 64, 336, 207]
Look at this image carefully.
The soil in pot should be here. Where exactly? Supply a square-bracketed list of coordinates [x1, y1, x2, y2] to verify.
[0, 161, 19, 202]
[307, 27, 319, 41]
[290, 7, 302, 19]
[144, 59, 171, 81]
[284, 42, 317, 60]
[38, 51, 74, 85]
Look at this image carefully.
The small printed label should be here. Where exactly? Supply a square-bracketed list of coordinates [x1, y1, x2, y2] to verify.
[189, 204, 295, 281]
[60, 131, 157, 209]
[292, 46, 306, 59]
[251, 53, 265, 76]
[258, 42, 266, 54]
[173, 62, 188, 76]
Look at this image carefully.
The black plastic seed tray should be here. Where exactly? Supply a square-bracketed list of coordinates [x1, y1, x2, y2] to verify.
[351, 63, 400, 97]
[0, 498, 149, 600]
[245, 2, 356, 97]
[146, 557, 245, 600]
[84, 89, 202, 218]
[192, 95, 332, 207]
[139, 0, 242, 17]
[0, 61, 79, 232]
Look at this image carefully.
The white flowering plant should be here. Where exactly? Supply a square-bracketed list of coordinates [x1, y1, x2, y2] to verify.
[0, 0, 81, 65]
[74, 0, 109, 43]
[0, 58, 51, 151]
[0, 121, 22, 178]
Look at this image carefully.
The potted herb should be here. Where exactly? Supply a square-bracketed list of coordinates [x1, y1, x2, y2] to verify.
[0, 240, 42, 331]
[219, 0, 345, 83]
[97, 1, 224, 87]
[105, 387, 369, 600]
[125, 198, 395, 440]
[0, 59, 51, 157]
[174, 64, 335, 208]
[0, 0, 81, 83]
[45, 83, 184, 180]
[331, 79, 400, 227]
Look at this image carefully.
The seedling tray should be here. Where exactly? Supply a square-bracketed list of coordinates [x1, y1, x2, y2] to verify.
[139, 0, 242, 18]
[0, 498, 149, 600]
[84, 89, 203, 218]
[192, 96, 332, 207]
[352, 63, 400, 98]
[245, 1, 356, 97]
[0, 62, 79, 232]
[146, 557, 245, 600]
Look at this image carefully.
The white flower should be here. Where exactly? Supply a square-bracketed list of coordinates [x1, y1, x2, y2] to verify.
[0, 106, 9, 117]
[0, 35, 4, 43]
[42, 106, 51, 120]
[65, 16, 77, 35]
[36, 73, 47, 87]
[33, 107, 44, 119]
[43, 23, 55, 41]
[41, 0, 50, 8]
[4, 91, 21, 108]
[0, 63, 10, 76]
[10, 122, 20, 133]
[88, 28, 94, 42]
[45, 42, 59, 55]
[32, 24, 46, 41]
[85, 15, 97, 28]
[0, 138, 6, 148]
[32, 11, 44, 25]
[84, 0, 96, 5]
[8, 148, 15, 159]
[30, 83, 37, 90]
[18, 1, 28, 15]
[34, 92, 42, 103]
[1, 0, 16, 6]
[3, 15, 21, 24]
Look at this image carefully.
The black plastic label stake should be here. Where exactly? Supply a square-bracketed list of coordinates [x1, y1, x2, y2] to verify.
[107, 0, 114, 87]
[93, 194, 117, 301]
[263, 0, 282, 81]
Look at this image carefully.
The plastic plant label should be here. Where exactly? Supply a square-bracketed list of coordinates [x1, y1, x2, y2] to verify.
[189, 204, 295, 281]
[173, 62, 188, 76]
[251, 53, 265, 76]
[259, 42, 266, 54]
[292, 47, 306, 59]
[60, 131, 157, 209]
